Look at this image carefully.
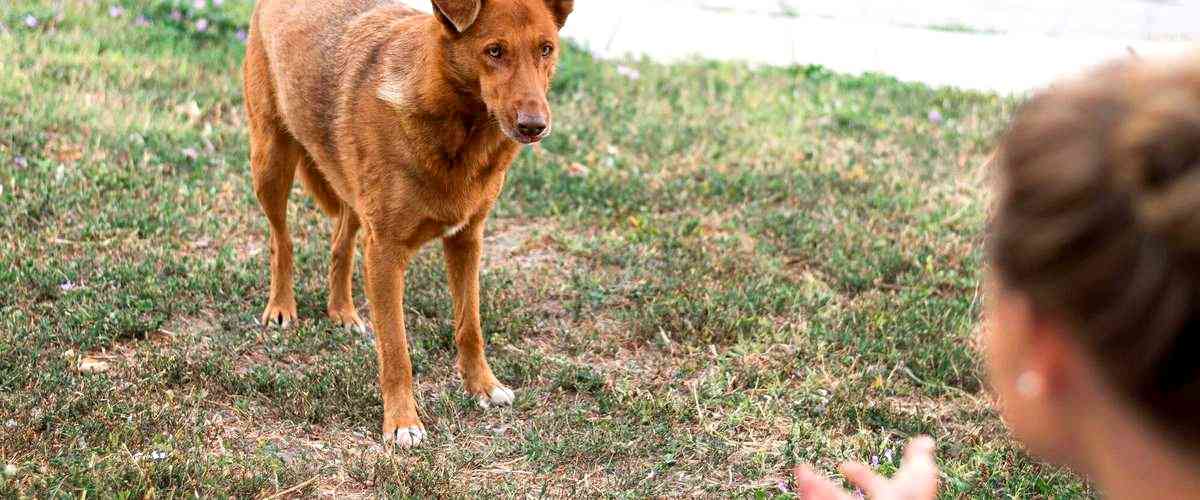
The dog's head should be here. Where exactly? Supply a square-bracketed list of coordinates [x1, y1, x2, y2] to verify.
[432, 0, 573, 144]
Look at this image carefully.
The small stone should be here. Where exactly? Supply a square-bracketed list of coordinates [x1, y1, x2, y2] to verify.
[3, 464, 16, 477]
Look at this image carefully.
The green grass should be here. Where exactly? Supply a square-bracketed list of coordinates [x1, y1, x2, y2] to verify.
[0, 0, 1091, 497]
[923, 23, 1004, 35]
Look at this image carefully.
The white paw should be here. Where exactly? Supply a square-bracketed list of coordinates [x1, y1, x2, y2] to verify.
[477, 386, 515, 409]
[385, 426, 426, 449]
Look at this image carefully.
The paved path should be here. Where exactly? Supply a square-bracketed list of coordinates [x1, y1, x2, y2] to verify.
[683, 0, 1200, 41]
[403, 0, 1199, 94]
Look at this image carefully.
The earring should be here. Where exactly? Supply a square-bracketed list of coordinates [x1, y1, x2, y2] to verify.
[1016, 371, 1044, 399]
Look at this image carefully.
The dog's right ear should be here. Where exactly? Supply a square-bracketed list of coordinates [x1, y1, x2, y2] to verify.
[431, 0, 481, 34]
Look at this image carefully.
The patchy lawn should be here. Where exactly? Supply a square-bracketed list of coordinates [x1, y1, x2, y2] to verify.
[0, 0, 1091, 497]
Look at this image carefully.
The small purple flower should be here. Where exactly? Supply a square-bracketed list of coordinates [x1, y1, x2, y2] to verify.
[170, 10, 183, 21]
[108, 6, 124, 18]
[60, 281, 78, 292]
[212, 0, 225, 6]
[928, 109, 944, 125]
[134, 15, 150, 27]
[235, 29, 247, 43]
[24, 14, 38, 29]
[776, 480, 791, 494]
[195, 18, 209, 32]
[13, 156, 27, 169]
[193, 0, 207, 10]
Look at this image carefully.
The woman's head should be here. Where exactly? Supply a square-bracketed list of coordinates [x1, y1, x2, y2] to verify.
[986, 53, 1200, 464]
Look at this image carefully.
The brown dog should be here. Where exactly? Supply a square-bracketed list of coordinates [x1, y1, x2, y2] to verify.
[243, 0, 573, 447]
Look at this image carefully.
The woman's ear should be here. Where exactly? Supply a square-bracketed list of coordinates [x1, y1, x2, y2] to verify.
[432, 0, 481, 33]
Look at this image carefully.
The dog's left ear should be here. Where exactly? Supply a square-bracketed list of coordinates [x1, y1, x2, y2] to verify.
[544, 0, 573, 29]
[432, 0, 481, 33]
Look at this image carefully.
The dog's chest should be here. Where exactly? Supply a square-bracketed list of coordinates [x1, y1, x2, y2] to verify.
[424, 137, 519, 233]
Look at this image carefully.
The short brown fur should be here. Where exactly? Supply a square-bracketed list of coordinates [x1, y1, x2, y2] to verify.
[243, 0, 573, 446]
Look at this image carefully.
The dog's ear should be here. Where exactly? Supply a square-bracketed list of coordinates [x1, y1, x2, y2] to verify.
[431, 0, 481, 34]
[544, 0, 573, 29]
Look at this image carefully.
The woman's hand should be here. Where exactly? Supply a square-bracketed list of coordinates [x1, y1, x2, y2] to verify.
[793, 437, 939, 500]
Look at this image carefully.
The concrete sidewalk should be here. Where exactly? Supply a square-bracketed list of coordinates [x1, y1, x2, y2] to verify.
[685, 0, 1200, 41]
[401, 0, 1199, 94]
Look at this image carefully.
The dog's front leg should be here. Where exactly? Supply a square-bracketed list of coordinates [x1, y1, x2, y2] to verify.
[443, 220, 514, 409]
[364, 231, 424, 447]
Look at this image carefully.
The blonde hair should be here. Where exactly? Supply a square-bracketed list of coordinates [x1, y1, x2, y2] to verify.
[991, 52, 1200, 448]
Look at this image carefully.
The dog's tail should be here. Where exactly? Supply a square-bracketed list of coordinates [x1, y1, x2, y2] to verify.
[297, 155, 343, 218]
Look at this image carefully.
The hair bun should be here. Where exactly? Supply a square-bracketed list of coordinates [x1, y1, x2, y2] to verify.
[1116, 87, 1200, 257]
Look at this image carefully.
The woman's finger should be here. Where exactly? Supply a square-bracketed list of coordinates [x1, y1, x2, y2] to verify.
[895, 437, 940, 498]
[839, 461, 888, 495]
[901, 436, 936, 467]
[794, 465, 853, 500]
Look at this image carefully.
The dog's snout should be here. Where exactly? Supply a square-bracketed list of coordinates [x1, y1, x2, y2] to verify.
[516, 113, 548, 138]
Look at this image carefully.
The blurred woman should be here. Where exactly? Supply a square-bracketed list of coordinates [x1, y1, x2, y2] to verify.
[796, 53, 1200, 499]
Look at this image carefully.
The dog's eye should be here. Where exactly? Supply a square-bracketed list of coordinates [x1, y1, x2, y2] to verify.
[541, 44, 553, 57]
[486, 45, 504, 59]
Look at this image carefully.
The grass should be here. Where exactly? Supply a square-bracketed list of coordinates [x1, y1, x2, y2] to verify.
[923, 23, 1004, 36]
[0, 0, 1092, 497]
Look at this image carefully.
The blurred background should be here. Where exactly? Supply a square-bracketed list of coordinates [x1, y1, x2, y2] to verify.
[406, 0, 1200, 92]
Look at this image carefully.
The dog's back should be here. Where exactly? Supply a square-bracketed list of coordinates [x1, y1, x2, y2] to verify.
[247, 0, 424, 173]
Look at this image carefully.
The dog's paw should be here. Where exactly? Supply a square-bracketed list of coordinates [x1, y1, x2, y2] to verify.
[385, 426, 426, 449]
[259, 301, 298, 328]
[329, 307, 368, 334]
[477, 385, 515, 409]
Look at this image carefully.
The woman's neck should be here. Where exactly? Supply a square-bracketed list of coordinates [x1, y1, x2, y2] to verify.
[1077, 394, 1200, 499]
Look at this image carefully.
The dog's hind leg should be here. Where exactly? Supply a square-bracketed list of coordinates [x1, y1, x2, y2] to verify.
[245, 32, 301, 328]
[327, 200, 365, 332]
[296, 156, 366, 332]
[249, 130, 301, 327]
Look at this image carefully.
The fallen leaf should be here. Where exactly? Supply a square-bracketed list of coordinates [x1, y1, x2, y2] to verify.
[567, 162, 589, 177]
[77, 357, 111, 373]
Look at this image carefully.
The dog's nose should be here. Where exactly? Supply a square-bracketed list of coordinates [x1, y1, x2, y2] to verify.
[516, 115, 548, 138]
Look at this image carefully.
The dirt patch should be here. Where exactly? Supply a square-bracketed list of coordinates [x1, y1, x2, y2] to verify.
[483, 218, 574, 271]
